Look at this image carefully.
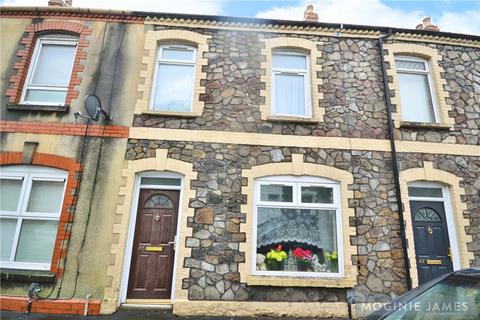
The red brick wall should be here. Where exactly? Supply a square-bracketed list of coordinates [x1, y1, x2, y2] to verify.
[0, 296, 101, 315]
[0, 152, 81, 277]
[0, 120, 130, 138]
[5, 20, 92, 105]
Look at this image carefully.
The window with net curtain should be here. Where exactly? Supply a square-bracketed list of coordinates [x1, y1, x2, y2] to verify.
[0, 166, 67, 270]
[21, 35, 78, 106]
[151, 43, 196, 112]
[395, 56, 438, 123]
[272, 50, 311, 117]
[254, 176, 342, 276]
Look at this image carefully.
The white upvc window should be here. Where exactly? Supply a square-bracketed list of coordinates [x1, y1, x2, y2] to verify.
[0, 166, 67, 271]
[272, 50, 311, 117]
[253, 175, 343, 278]
[21, 35, 78, 106]
[395, 56, 438, 123]
[151, 44, 197, 112]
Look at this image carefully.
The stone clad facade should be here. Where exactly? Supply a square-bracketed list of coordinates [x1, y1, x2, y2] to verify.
[1, 5, 479, 318]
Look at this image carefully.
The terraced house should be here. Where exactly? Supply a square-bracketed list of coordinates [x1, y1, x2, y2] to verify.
[0, 1, 479, 318]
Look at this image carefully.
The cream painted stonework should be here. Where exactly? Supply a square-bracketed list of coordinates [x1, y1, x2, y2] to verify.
[260, 37, 324, 122]
[129, 127, 480, 157]
[135, 29, 210, 116]
[102, 149, 197, 313]
[239, 154, 357, 288]
[384, 43, 453, 128]
[399, 161, 474, 288]
[173, 300, 349, 317]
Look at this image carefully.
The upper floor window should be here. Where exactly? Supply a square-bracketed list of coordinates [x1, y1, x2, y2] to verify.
[272, 51, 311, 117]
[395, 56, 438, 123]
[0, 166, 67, 270]
[151, 44, 196, 112]
[21, 35, 78, 106]
[254, 176, 342, 277]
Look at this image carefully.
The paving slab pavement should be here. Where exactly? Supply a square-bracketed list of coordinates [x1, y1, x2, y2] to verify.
[1, 310, 348, 320]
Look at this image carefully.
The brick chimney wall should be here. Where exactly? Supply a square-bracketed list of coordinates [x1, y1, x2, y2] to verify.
[304, 4, 319, 22]
[415, 16, 440, 32]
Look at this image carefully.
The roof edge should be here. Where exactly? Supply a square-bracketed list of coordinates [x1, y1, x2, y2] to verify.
[1, 6, 479, 41]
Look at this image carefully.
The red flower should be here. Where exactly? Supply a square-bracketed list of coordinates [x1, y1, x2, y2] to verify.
[293, 247, 313, 260]
[277, 244, 283, 251]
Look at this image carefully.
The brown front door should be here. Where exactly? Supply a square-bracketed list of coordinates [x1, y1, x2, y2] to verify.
[127, 189, 179, 299]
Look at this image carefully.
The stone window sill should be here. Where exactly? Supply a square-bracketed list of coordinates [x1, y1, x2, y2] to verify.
[139, 110, 199, 118]
[266, 116, 319, 124]
[7, 104, 69, 112]
[0, 269, 56, 283]
[246, 275, 355, 288]
[399, 121, 453, 131]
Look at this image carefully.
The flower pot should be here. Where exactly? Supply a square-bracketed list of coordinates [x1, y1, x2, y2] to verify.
[296, 260, 311, 271]
[327, 260, 338, 273]
[265, 258, 284, 271]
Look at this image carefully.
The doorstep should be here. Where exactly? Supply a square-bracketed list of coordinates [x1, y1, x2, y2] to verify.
[120, 299, 172, 310]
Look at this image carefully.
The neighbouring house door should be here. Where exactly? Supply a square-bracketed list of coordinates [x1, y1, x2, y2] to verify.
[410, 200, 453, 285]
[127, 189, 179, 299]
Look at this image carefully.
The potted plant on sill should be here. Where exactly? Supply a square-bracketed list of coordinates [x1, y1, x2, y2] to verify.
[265, 244, 287, 271]
[292, 247, 314, 271]
[324, 250, 338, 272]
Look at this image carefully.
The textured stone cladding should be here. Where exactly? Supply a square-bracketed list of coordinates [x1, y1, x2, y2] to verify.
[127, 140, 480, 303]
[126, 140, 413, 302]
[133, 27, 478, 145]
[389, 41, 480, 145]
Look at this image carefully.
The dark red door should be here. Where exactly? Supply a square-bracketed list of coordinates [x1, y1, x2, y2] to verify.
[127, 189, 179, 299]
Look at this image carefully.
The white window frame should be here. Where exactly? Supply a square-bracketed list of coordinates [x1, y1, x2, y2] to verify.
[150, 43, 197, 112]
[395, 55, 439, 123]
[252, 175, 344, 278]
[271, 50, 311, 118]
[20, 35, 78, 106]
[407, 181, 460, 271]
[0, 165, 67, 270]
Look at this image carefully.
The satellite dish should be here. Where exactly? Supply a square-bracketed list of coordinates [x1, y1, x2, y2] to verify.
[83, 94, 111, 121]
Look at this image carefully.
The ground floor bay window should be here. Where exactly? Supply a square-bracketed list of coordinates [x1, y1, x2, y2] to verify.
[0, 165, 67, 270]
[253, 175, 343, 277]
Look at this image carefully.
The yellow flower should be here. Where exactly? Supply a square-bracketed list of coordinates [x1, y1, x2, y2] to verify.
[266, 249, 287, 261]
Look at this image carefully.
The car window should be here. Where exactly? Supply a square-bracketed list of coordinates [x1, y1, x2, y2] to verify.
[384, 275, 480, 319]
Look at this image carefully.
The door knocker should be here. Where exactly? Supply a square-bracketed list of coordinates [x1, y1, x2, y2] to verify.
[427, 226, 433, 235]
[154, 214, 160, 222]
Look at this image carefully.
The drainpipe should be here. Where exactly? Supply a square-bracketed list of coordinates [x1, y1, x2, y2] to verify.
[378, 33, 412, 291]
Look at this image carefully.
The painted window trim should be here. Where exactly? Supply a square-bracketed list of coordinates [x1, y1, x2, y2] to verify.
[239, 154, 357, 288]
[20, 35, 79, 106]
[5, 20, 91, 107]
[384, 43, 453, 129]
[150, 43, 197, 112]
[260, 37, 324, 122]
[252, 175, 344, 278]
[395, 55, 440, 123]
[271, 50, 311, 118]
[399, 161, 474, 288]
[0, 165, 67, 271]
[135, 29, 210, 116]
